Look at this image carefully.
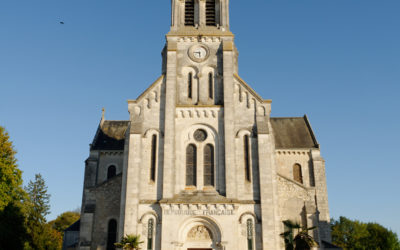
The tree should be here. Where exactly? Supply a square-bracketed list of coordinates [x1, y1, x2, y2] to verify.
[280, 220, 319, 250]
[115, 235, 144, 250]
[48, 211, 80, 236]
[25, 174, 62, 250]
[0, 126, 24, 211]
[0, 126, 27, 250]
[0, 201, 28, 250]
[331, 216, 400, 250]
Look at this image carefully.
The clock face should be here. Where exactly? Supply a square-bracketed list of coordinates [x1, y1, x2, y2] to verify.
[188, 45, 209, 62]
[193, 47, 207, 59]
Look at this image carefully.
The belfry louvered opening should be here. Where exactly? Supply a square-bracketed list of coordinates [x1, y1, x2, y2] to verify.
[185, 0, 195, 26]
[206, 0, 217, 26]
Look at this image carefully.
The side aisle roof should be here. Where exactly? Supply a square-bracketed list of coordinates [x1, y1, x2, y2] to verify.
[271, 116, 319, 149]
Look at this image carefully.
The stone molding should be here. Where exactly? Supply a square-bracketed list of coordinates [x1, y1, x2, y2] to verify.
[176, 107, 222, 119]
[276, 150, 309, 155]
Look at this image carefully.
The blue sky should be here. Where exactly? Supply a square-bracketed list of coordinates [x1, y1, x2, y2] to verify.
[0, 0, 399, 235]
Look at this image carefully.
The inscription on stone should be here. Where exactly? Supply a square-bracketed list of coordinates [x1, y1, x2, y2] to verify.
[163, 209, 234, 216]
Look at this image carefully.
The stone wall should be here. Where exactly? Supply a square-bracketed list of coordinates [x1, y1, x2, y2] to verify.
[90, 175, 122, 250]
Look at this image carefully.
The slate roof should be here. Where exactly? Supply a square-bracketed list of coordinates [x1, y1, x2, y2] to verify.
[64, 219, 80, 232]
[91, 121, 129, 150]
[270, 116, 319, 149]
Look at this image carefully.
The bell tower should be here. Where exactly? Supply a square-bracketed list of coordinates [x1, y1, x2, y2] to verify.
[161, 0, 240, 200]
[162, 0, 236, 106]
[170, 0, 230, 32]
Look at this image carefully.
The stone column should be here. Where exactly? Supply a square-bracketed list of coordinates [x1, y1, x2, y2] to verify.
[222, 40, 237, 199]
[311, 149, 331, 242]
[199, 0, 206, 27]
[257, 117, 281, 249]
[162, 40, 177, 199]
[121, 133, 142, 235]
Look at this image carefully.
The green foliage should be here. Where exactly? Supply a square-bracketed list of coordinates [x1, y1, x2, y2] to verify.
[25, 174, 62, 250]
[25, 174, 51, 224]
[0, 126, 25, 211]
[280, 220, 319, 250]
[331, 216, 400, 250]
[115, 235, 144, 250]
[0, 127, 63, 249]
[0, 201, 28, 250]
[48, 211, 80, 237]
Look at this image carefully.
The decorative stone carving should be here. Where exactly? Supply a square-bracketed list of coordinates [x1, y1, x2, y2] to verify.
[187, 226, 212, 241]
[175, 107, 221, 119]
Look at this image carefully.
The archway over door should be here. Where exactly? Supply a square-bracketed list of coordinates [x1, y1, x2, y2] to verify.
[178, 216, 223, 250]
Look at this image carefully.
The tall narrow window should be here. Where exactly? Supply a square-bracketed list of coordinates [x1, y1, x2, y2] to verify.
[186, 144, 197, 186]
[107, 165, 116, 180]
[293, 164, 303, 184]
[185, 0, 195, 26]
[150, 135, 157, 181]
[244, 135, 251, 182]
[106, 219, 117, 250]
[208, 73, 213, 99]
[147, 219, 154, 250]
[188, 72, 193, 99]
[309, 163, 315, 187]
[204, 144, 215, 186]
[247, 219, 254, 250]
[206, 0, 216, 26]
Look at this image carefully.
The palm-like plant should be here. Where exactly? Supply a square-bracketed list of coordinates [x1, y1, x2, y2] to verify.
[280, 220, 319, 250]
[114, 235, 144, 250]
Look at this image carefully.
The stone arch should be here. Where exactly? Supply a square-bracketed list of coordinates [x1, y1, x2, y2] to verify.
[181, 65, 200, 77]
[184, 123, 218, 144]
[235, 128, 252, 138]
[138, 211, 158, 250]
[180, 124, 220, 190]
[178, 216, 222, 244]
[181, 66, 200, 102]
[238, 211, 260, 224]
[138, 211, 160, 224]
[143, 128, 162, 138]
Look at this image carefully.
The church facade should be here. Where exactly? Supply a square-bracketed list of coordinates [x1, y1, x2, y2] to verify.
[76, 1, 332, 249]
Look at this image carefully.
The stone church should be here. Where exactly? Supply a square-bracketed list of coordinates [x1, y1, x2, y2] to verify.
[72, 1, 334, 249]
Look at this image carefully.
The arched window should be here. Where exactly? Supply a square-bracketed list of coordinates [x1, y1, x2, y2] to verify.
[204, 144, 214, 186]
[293, 164, 303, 184]
[147, 219, 154, 250]
[247, 219, 254, 250]
[188, 72, 193, 99]
[186, 144, 197, 186]
[106, 219, 117, 250]
[244, 135, 251, 182]
[208, 72, 213, 99]
[185, 0, 195, 26]
[206, 0, 217, 26]
[150, 135, 157, 181]
[107, 165, 116, 180]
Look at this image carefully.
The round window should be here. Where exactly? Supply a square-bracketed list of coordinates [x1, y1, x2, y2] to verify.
[193, 129, 207, 142]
